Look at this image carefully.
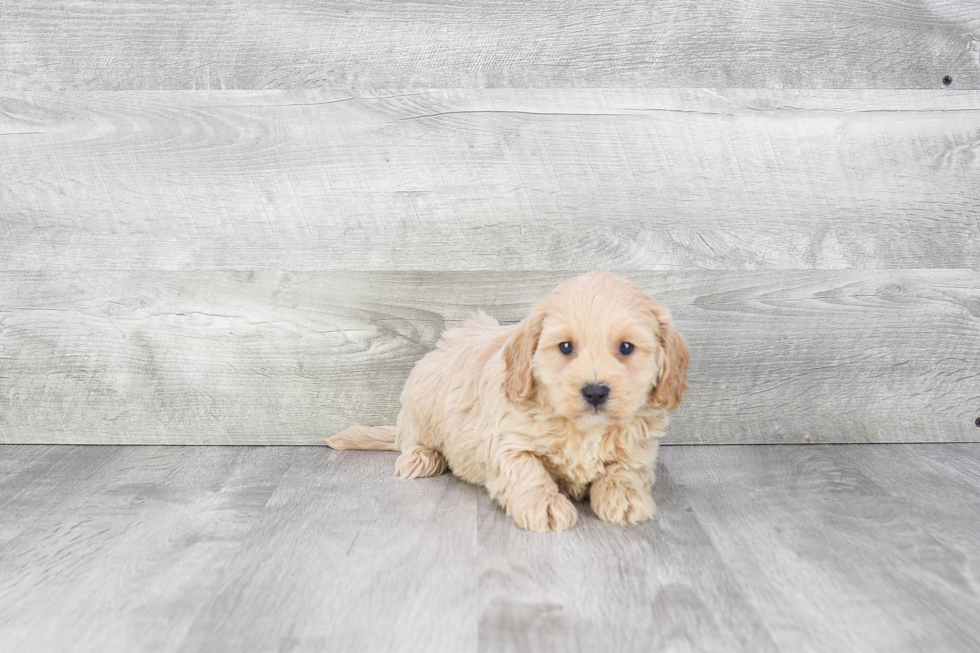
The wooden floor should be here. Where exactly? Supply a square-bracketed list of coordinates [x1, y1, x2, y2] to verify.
[1, 444, 978, 652]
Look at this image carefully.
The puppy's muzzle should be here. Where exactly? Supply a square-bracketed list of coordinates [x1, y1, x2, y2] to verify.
[581, 383, 610, 408]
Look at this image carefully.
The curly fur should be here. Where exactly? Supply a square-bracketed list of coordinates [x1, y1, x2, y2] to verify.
[325, 271, 690, 532]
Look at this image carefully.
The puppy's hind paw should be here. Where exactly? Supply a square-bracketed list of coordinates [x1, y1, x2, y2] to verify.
[591, 483, 656, 525]
[512, 491, 578, 533]
[396, 446, 448, 479]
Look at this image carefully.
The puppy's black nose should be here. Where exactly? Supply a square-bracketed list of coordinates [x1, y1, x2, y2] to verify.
[581, 383, 610, 407]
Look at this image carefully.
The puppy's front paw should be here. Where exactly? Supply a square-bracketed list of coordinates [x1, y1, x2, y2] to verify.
[591, 482, 656, 525]
[512, 491, 578, 533]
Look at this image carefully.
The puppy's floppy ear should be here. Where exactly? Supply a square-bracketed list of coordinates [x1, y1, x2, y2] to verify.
[650, 304, 690, 411]
[502, 308, 545, 404]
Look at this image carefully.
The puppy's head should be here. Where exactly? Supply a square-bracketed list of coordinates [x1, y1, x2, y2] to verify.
[503, 271, 689, 426]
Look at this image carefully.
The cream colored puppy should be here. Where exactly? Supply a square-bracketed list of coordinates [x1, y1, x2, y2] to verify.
[324, 271, 689, 532]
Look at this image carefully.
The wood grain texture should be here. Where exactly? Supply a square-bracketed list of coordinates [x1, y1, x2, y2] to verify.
[2, 270, 977, 445]
[175, 446, 479, 652]
[2, 443, 979, 651]
[3, 89, 980, 272]
[478, 460, 781, 653]
[1, 1, 978, 90]
[0, 445, 478, 652]
[658, 444, 980, 652]
[0, 447, 296, 651]
[832, 443, 980, 576]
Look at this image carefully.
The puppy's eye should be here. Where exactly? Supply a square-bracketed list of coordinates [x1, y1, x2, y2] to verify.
[619, 342, 635, 356]
[559, 341, 574, 355]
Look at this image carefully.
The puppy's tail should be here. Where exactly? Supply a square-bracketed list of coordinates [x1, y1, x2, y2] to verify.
[322, 425, 398, 451]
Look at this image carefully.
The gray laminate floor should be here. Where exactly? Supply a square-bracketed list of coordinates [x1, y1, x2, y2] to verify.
[1, 443, 978, 652]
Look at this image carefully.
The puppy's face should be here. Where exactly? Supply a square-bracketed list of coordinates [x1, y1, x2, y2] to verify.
[534, 307, 660, 425]
[503, 272, 690, 427]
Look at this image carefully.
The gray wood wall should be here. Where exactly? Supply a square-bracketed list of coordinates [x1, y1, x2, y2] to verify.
[1, 1, 978, 444]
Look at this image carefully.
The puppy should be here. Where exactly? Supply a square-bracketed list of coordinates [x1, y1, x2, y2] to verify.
[324, 271, 689, 532]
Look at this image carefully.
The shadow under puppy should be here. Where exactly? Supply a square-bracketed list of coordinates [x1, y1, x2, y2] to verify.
[325, 271, 689, 532]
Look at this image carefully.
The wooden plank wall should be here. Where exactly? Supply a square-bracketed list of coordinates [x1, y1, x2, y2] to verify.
[1, 2, 978, 444]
